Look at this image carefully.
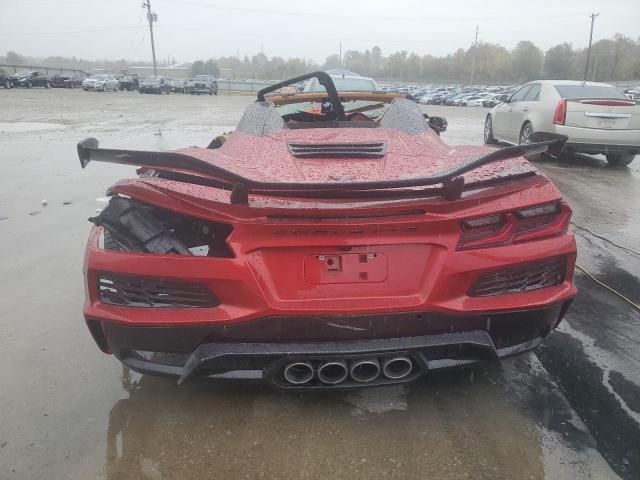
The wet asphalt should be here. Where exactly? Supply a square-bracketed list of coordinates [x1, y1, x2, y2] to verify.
[0, 89, 638, 480]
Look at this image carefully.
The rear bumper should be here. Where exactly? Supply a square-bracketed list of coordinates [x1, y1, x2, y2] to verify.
[563, 141, 639, 155]
[552, 125, 640, 154]
[90, 301, 571, 390]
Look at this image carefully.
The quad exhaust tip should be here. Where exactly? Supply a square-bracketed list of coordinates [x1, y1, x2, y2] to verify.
[350, 358, 380, 383]
[283, 361, 314, 385]
[317, 360, 349, 385]
[382, 356, 413, 380]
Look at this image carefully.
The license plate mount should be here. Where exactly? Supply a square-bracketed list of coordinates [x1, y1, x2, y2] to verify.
[304, 253, 388, 284]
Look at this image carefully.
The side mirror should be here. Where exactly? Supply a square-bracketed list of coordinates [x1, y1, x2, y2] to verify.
[428, 116, 448, 134]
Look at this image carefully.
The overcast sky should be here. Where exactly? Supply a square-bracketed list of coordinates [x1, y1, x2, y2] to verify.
[1, 0, 638, 63]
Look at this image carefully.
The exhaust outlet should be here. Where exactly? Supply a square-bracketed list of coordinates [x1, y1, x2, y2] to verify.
[283, 362, 314, 385]
[382, 356, 413, 380]
[317, 360, 348, 385]
[350, 358, 380, 383]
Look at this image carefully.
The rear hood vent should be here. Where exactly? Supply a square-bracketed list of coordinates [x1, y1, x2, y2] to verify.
[288, 142, 386, 158]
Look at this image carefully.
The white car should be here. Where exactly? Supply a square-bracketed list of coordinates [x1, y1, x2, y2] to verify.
[304, 69, 378, 92]
[484, 80, 640, 166]
[82, 74, 119, 92]
[467, 93, 493, 107]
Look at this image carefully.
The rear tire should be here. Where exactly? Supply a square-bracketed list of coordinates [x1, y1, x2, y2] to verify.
[3, 79, 10, 89]
[519, 122, 542, 160]
[484, 115, 497, 144]
[606, 153, 635, 167]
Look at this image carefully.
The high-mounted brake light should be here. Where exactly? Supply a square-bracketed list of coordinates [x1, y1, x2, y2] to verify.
[458, 203, 570, 250]
[553, 100, 567, 125]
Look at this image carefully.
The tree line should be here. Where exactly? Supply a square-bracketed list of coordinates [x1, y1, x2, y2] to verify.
[3, 33, 638, 84]
[214, 34, 640, 83]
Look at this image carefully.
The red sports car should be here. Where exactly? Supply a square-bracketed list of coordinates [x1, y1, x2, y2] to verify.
[78, 72, 576, 389]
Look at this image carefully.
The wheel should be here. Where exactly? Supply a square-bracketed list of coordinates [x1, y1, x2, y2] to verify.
[519, 122, 533, 145]
[606, 153, 635, 167]
[3, 79, 10, 89]
[27, 80, 32, 88]
[519, 122, 542, 160]
[45, 81, 50, 88]
[484, 115, 497, 144]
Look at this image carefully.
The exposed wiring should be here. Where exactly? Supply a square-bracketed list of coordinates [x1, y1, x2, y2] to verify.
[575, 264, 640, 312]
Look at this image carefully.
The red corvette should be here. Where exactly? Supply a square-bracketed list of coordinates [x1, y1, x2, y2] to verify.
[78, 72, 576, 389]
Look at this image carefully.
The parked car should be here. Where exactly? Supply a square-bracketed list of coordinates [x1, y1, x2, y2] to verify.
[75, 71, 576, 390]
[482, 94, 511, 108]
[0, 68, 13, 88]
[186, 75, 218, 95]
[305, 69, 377, 92]
[484, 80, 640, 166]
[9, 70, 50, 88]
[139, 76, 171, 94]
[169, 78, 187, 93]
[83, 74, 119, 92]
[50, 75, 83, 88]
[467, 93, 494, 107]
[118, 74, 139, 91]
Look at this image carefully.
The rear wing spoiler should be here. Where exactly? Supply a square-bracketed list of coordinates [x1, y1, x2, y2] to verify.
[77, 133, 567, 204]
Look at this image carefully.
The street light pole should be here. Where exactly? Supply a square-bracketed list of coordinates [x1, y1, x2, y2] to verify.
[583, 13, 599, 82]
[142, 0, 158, 76]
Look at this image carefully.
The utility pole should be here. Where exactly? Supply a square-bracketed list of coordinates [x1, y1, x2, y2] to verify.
[583, 13, 599, 82]
[339, 41, 342, 66]
[142, 0, 158, 76]
[470, 25, 478, 85]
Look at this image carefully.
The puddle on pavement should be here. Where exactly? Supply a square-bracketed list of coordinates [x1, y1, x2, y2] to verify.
[97, 366, 550, 480]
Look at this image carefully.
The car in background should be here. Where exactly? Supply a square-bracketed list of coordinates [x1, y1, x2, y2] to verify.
[118, 74, 139, 91]
[305, 69, 378, 92]
[187, 75, 218, 95]
[139, 76, 171, 94]
[82, 74, 119, 92]
[0, 68, 13, 88]
[467, 93, 494, 107]
[50, 75, 83, 88]
[483, 94, 511, 108]
[188, 75, 218, 95]
[169, 78, 187, 93]
[9, 70, 50, 88]
[484, 80, 640, 166]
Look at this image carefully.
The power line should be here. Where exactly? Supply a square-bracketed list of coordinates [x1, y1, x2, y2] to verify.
[0, 26, 144, 36]
[154, 0, 589, 23]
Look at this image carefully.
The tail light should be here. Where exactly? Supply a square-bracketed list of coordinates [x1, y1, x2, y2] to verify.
[553, 100, 567, 125]
[458, 202, 570, 250]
